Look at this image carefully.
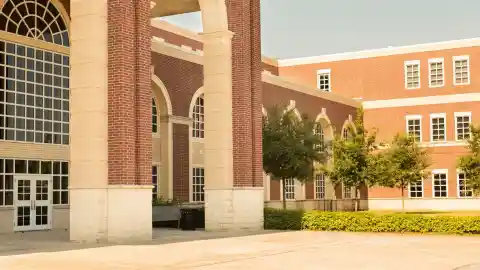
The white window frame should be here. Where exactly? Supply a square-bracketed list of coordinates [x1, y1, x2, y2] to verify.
[404, 60, 421, 89]
[316, 69, 331, 92]
[454, 112, 472, 141]
[191, 167, 205, 202]
[432, 169, 448, 198]
[152, 164, 160, 200]
[408, 180, 424, 198]
[343, 184, 352, 199]
[453, 55, 470, 86]
[283, 178, 296, 201]
[457, 170, 473, 198]
[314, 174, 325, 199]
[405, 115, 422, 142]
[430, 113, 447, 142]
[428, 58, 444, 88]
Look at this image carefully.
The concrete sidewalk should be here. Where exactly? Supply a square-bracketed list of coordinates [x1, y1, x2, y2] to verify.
[0, 230, 479, 269]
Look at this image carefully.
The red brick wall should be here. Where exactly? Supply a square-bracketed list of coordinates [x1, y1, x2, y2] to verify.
[108, 0, 151, 185]
[226, 0, 263, 188]
[152, 53, 203, 117]
[58, 0, 70, 16]
[172, 124, 189, 201]
[135, 0, 152, 185]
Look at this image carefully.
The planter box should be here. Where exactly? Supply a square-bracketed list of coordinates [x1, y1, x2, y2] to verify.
[152, 205, 181, 222]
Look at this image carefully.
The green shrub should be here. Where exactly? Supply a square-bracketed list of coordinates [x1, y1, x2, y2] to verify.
[264, 208, 303, 230]
[264, 209, 480, 234]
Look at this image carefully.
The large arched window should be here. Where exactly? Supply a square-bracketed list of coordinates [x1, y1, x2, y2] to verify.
[314, 124, 325, 151]
[0, 0, 70, 145]
[192, 94, 204, 138]
[0, 0, 69, 47]
[152, 98, 158, 133]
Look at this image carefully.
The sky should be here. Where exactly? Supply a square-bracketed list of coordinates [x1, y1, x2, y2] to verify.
[160, 0, 480, 59]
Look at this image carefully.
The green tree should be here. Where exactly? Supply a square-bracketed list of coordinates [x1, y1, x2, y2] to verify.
[381, 134, 430, 210]
[458, 124, 480, 194]
[262, 105, 327, 209]
[321, 108, 380, 211]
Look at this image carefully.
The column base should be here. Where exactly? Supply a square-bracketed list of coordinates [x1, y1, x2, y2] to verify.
[204, 187, 264, 231]
[69, 185, 152, 243]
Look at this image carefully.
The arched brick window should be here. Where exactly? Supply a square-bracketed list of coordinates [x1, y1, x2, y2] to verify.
[192, 94, 204, 138]
[314, 124, 325, 151]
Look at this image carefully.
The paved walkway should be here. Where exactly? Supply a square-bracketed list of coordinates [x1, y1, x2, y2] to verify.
[0, 230, 479, 269]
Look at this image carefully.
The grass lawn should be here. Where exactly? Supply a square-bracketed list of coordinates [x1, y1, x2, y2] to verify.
[366, 210, 480, 217]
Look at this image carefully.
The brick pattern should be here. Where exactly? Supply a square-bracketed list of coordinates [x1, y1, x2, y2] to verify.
[108, 0, 151, 185]
[226, 0, 263, 187]
[172, 124, 189, 201]
[152, 52, 203, 117]
[135, 0, 152, 185]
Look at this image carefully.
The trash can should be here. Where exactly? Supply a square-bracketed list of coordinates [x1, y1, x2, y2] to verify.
[180, 209, 196, 231]
[193, 208, 205, 229]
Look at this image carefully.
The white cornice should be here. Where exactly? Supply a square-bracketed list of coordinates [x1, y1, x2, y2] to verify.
[151, 19, 203, 42]
[151, 37, 203, 65]
[262, 72, 361, 108]
[362, 93, 480, 109]
[279, 38, 480, 67]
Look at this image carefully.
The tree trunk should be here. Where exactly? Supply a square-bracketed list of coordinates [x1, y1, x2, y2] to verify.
[401, 187, 405, 211]
[282, 178, 287, 210]
[354, 186, 359, 212]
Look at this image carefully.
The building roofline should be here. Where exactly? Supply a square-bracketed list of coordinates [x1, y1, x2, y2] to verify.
[278, 38, 480, 67]
[262, 72, 361, 108]
[151, 18, 203, 42]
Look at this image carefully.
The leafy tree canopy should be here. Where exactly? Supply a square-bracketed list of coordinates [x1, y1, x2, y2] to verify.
[458, 124, 480, 192]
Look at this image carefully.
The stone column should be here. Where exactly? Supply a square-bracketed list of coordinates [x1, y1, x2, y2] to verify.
[69, 0, 152, 243]
[200, 0, 264, 231]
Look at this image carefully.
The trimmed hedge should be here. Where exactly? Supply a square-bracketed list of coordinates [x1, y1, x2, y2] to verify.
[264, 208, 480, 234]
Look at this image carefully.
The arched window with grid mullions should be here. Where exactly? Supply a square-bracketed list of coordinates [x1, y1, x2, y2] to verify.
[314, 123, 324, 151]
[152, 98, 158, 133]
[0, 0, 70, 145]
[192, 94, 204, 138]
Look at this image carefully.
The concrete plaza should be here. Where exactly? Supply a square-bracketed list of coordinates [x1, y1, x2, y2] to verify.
[0, 229, 479, 270]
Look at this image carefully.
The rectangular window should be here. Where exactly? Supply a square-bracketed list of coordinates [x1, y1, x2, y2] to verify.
[457, 172, 473, 198]
[432, 170, 448, 198]
[315, 174, 325, 199]
[428, 58, 444, 87]
[192, 167, 204, 202]
[404, 60, 420, 89]
[343, 184, 352, 199]
[317, 69, 331, 92]
[0, 158, 68, 206]
[409, 181, 423, 198]
[406, 115, 422, 142]
[152, 165, 158, 200]
[430, 113, 446, 142]
[453, 56, 470, 85]
[455, 112, 471, 141]
[284, 178, 295, 200]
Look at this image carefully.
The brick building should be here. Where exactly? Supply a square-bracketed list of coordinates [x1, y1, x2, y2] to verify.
[0, 0, 359, 241]
[279, 39, 480, 211]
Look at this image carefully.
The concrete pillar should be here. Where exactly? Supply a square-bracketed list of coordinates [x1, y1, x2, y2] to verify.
[70, 0, 152, 243]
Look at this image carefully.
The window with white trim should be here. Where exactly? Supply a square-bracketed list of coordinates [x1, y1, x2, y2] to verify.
[457, 172, 473, 198]
[409, 180, 423, 198]
[406, 115, 422, 142]
[152, 98, 158, 134]
[315, 174, 325, 199]
[314, 124, 325, 152]
[404, 61, 420, 89]
[432, 171, 448, 198]
[317, 69, 331, 92]
[284, 178, 295, 200]
[342, 127, 349, 140]
[192, 167, 204, 202]
[192, 95, 204, 138]
[343, 184, 352, 199]
[428, 58, 444, 87]
[455, 112, 471, 141]
[430, 113, 446, 142]
[453, 56, 470, 85]
[152, 165, 158, 200]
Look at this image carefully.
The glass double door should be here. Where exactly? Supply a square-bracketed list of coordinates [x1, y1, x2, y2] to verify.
[13, 175, 52, 231]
